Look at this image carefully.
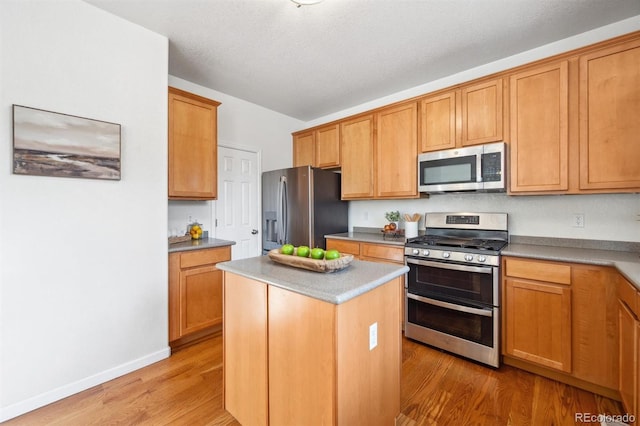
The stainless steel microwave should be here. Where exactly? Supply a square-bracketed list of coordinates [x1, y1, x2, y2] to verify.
[418, 142, 506, 193]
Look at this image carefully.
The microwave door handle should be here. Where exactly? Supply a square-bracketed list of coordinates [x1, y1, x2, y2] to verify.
[405, 257, 492, 274]
[407, 293, 493, 317]
[477, 153, 483, 183]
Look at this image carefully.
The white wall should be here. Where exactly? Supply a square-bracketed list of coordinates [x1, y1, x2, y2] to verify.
[167, 76, 303, 238]
[0, 1, 169, 421]
[349, 193, 640, 243]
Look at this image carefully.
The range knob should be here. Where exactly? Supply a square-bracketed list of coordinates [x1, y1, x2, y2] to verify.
[442, 252, 451, 259]
[478, 255, 487, 263]
[422, 249, 430, 256]
[464, 254, 474, 262]
[412, 249, 420, 255]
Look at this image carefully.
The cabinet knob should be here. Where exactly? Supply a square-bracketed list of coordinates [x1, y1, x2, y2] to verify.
[251, 229, 259, 235]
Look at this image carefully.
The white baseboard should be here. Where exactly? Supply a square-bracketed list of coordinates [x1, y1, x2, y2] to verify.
[0, 346, 171, 423]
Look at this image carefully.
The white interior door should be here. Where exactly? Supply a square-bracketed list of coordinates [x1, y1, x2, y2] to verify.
[215, 145, 261, 259]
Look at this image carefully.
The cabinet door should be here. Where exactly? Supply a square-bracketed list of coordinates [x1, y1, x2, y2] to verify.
[419, 91, 458, 152]
[510, 62, 569, 193]
[572, 265, 618, 389]
[505, 277, 572, 372]
[375, 102, 418, 198]
[224, 273, 268, 426]
[180, 265, 223, 335]
[168, 87, 219, 200]
[268, 285, 336, 425]
[315, 124, 340, 168]
[326, 239, 361, 258]
[619, 300, 638, 418]
[340, 115, 374, 199]
[579, 39, 640, 190]
[168, 252, 181, 341]
[461, 79, 504, 146]
[293, 131, 315, 167]
[360, 243, 404, 264]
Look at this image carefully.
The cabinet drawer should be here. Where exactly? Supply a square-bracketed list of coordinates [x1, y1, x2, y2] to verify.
[618, 274, 639, 317]
[326, 239, 360, 257]
[180, 246, 231, 268]
[504, 257, 571, 285]
[360, 243, 404, 264]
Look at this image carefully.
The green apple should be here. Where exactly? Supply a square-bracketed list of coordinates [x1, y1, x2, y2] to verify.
[281, 244, 294, 255]
[296, 246, 310, 257]
[310, 248, 325, 260]
[324, 249, 340, 260]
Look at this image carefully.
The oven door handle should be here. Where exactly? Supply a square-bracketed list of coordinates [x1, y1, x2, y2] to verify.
[407, 293, 493, 317]
[405, 257, 493, 274]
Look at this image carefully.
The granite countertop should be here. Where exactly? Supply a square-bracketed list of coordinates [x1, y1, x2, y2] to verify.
[503, 243, 640, 290]
[168, 238, 236, 253]
[217, 255, 408, 304]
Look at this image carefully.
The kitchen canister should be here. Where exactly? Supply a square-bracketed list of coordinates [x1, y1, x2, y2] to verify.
[405, 221, 418, 238]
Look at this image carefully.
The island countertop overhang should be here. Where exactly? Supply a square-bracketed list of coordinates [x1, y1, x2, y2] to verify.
[217, 255, 408, 304]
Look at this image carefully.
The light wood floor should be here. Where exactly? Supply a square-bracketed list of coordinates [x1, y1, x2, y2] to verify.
[3, 333, 624, 425]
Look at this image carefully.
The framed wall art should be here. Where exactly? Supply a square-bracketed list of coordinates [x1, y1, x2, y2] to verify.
[12, 105, 121, 180]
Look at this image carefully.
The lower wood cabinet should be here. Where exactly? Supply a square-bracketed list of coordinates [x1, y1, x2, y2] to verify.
[168, 246, 231, 350]
[502, 256, 621, 398]
[618, 275, 639, 422]
[504, 267, 572, 372]
[224, 272, 402, 426]
[325, 238, 404, 265]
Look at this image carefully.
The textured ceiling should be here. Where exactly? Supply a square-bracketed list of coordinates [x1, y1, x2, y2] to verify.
[85, 0, 640, 121]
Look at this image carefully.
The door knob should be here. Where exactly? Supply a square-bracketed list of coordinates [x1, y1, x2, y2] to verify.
[251, 229, 259, 235]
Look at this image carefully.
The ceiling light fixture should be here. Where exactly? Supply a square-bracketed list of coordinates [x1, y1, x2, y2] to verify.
[290, 0, 323, 8]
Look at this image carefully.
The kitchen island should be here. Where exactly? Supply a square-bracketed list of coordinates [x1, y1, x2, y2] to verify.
[217, 255, 408, 426]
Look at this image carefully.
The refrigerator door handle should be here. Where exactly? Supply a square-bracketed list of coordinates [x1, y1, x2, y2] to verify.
[277, 176, 288, 244]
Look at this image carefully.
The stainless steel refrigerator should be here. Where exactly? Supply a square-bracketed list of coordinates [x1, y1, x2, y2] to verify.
[262, 166, 348, 254]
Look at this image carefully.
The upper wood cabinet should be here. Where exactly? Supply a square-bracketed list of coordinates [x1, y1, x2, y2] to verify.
[461, 79, 505, 146]
[419, 79, 505, 153]
[374, 102, 419, 198]
[315, 124, 340, 168]
[293, 124, 340, 169]
[579, 38, 640, 191]
[340, 114, 375, 199]
[419, 91, 458, 152]
[168, 87, 220, 200]
[339, 103, 418, 200]
[509, 61, 569, 193]
[292, 131, 314, 167]
[293, 32, 640, 196]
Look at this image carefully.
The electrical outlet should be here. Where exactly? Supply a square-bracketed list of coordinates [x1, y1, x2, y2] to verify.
[369, 322, 378, 351]
[572, 213, 585, 228]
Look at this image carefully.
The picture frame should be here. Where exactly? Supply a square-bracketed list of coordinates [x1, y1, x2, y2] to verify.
[12, 105, 121, 180]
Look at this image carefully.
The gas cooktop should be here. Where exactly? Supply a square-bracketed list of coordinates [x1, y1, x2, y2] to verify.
[406, 235, 508, 252]
[404, 212, 509, 265]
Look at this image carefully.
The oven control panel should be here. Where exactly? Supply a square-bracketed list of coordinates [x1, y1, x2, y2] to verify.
[405, 247, 499, 266]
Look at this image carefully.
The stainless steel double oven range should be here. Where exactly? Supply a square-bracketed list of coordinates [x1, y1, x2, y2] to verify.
[404, 212, 508, 368]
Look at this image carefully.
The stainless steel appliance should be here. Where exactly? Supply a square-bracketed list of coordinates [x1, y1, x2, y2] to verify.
[262, 166, 348, 254]
[418, 142, 506, 193]
[404, 212, 508, 367]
